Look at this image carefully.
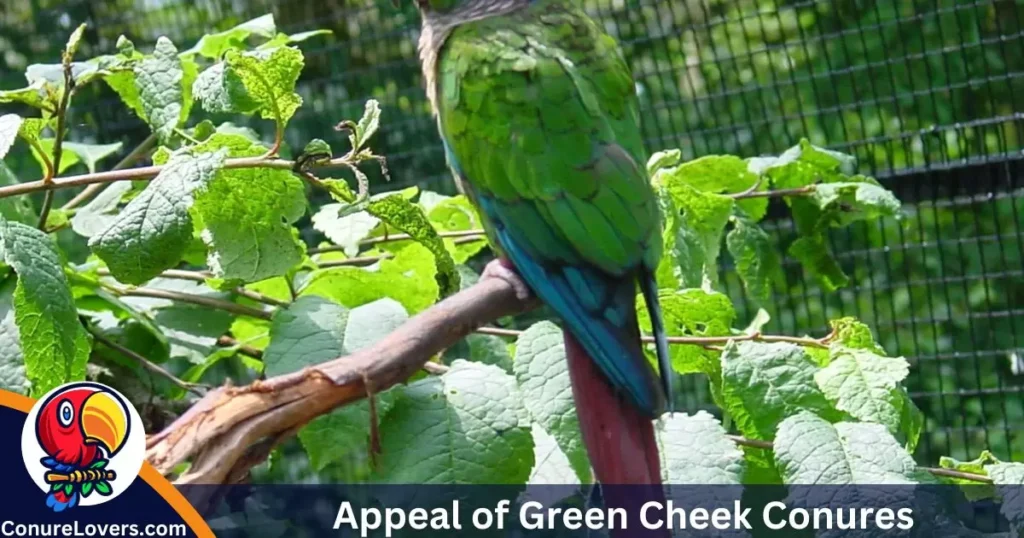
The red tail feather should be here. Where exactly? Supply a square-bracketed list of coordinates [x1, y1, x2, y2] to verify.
[564, 331, 669, 537]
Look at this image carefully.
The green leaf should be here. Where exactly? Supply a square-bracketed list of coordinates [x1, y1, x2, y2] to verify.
[987, 463, 1024, 530]
[90, 459, 108, 469]
[657, 182, 734, 285]
[104, 71, 146, 120]
[302, 243, 440, 314]
[0, 219, 90, 396]
[64, 483, 73, 495]
[116, 35, 136, 57]
[938, 451, 997, 501]
[191, 135, 306, 283]
[646, 149, 681, 176]
[426, 195, 487, 264]
[637, 288, 735, 376]
[373, 361, 533, 484]
[135, 37, 185, 141]
[0, 278, 29, 393]
[64, 23, 87, 60]
[720, 341, 836, 440]
[660, 155, 767, 221]
[654, 195, 699, 289]
[63, 142, 123, 174]
[788, 234, 848, 291]
[263, 296, 349, 376]
[90, 149, 226, 284]
[0, 163, 37, 225]
[264, 295, 406, 476]
[0, 114, 22, 160]
[814, 346, 909, 433]
[193, 63, 259, 115]
[94, 481, 112, 495]
[181, 14, 277, 59]
[153, 306, 234, 364]
[0, 81, 55, 111]
[31, 138, 81, 175]
[311, 206, 379, 257]
[299, 391, 396, 477]
[222, 46, 304, 128]
[774, 412, 922, 484]
[811, 180, 901, 224]
[766, 139, 857, 189]
[513, 322, 591, 484]
[446, 334, 512, 371]
[656, 411, 745, 484]
[259, 29, 333, 50]
[347, 99, 381, 151]
[70, 182, 132, 238]
[264, 296, 407, 376]
[527, 424, 582, 485]
[81, 482, 93, 497]
[827, 316, 885, 354]
[895, 388, 923, 453]
[367, 194, 459, 297]
[726, 216, 780, 302]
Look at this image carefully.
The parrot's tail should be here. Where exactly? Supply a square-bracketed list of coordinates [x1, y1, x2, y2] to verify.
[46, 490, 79, 512]
[564, 331, 669, 537]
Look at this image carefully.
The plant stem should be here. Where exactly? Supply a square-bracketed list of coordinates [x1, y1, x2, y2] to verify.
[102, 283, 273, 320]
[86, 323, 206, 396]
[62, 133, 157, 210]
[38, 56, 76, 229]
[476, 327, 832, 349]
[216, 335, 264, 359]
[96, 268, 288, 308]
[359, 229, 486, 247]
[725, 434, 993, 484]
[730, 186, 815, 200]
[0, 155, 355, 200]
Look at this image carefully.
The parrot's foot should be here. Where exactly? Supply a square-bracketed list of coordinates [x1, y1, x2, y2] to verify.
[482, 259, 532, 301]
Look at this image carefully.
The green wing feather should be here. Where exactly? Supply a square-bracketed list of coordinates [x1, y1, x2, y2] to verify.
[436, 1, 662, 275]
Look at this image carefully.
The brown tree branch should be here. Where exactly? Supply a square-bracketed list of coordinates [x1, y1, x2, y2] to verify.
[146, 276, 538, 484]
[62, 133, 158, 210]
[0, 155, 355, 200]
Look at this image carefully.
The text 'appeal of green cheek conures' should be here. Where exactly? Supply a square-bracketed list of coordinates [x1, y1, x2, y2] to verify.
[414, 0, 674, 418]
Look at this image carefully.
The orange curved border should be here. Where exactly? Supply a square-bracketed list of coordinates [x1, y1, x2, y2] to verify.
[0, 389, 215, 538]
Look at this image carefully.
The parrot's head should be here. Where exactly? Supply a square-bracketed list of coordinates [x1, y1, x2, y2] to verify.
[35, 385, 131, 467]
[413, 0, 532, 18]
[414, 0, 532, 109]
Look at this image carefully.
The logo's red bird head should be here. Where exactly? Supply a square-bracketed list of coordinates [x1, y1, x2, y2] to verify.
[36, 385, 130, 467]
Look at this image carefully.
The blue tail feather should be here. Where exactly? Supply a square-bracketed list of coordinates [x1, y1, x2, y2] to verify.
[486, 217, 666, 416]
[639, 271, 674, 412]
[46, 491, 78, 512]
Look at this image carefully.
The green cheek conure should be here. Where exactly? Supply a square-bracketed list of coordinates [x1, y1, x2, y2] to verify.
[414, 0, 674, 496]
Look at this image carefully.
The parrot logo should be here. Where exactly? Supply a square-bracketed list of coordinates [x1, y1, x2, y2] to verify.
[20, 382, 145, 513]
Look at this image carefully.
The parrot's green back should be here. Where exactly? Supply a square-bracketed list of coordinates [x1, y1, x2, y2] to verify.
[429, 0, 672, 416]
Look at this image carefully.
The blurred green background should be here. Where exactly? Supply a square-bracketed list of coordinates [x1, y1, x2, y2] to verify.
[1, 0, 1022, 465]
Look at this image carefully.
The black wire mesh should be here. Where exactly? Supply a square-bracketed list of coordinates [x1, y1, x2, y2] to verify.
[2, 0, 1022, 464]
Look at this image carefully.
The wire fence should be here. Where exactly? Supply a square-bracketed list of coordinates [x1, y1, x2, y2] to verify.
[2, 0, 1022, 464]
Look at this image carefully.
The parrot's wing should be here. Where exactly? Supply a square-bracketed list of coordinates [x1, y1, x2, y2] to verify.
[435, 6, 668, 415]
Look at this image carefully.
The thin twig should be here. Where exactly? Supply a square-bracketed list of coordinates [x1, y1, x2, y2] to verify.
[96, 268, 287, 308]
[104, 283, 273, 320]
[62, 133, 157, 210]
[86, 324, 205, 396]
[315, 255, 392, 268]
[730, 186, 815, 200]
[216, 336, 264, 360]
[359, 229, 485, 247]
[0, 155, 356, 200]
[476, 327, 831, 349]
[724, 434, 992, 484]
[38, 61, 76, 229]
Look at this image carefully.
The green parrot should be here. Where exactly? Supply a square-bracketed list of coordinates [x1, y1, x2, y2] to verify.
[415, 0, 673, 487]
